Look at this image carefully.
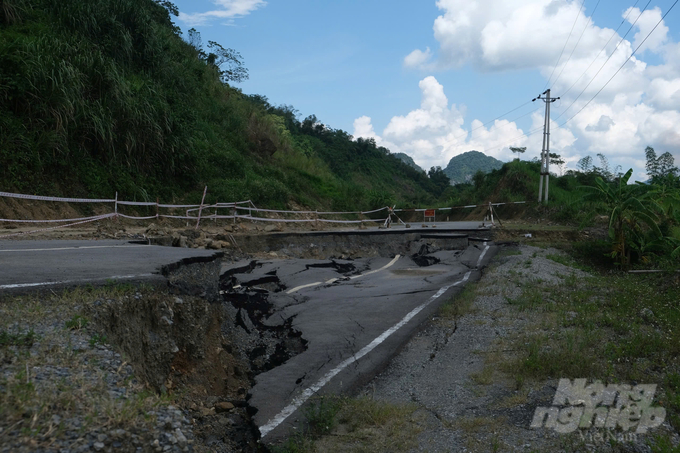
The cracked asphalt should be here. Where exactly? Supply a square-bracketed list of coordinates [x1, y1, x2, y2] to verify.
[0, 240, 219, 292]
[221, 242, 497, 441]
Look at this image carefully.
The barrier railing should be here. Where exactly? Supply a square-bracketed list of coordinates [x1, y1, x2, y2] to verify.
[0, 188, 529, 238]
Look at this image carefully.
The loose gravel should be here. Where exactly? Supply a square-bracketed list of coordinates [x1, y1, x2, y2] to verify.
[0, 291, 196, 453]
[364, 244, 678, 453]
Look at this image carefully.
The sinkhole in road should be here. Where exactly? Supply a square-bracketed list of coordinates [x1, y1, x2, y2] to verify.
[218, 239, 457, 379]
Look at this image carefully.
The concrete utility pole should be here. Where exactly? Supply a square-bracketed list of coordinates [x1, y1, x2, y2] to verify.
[533, 89, 559, 203]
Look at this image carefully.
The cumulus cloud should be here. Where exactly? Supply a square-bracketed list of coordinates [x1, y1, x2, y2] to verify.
[403, 47, 433, 68]
[354, 76, 532, 170]
[585, 115, 614, 132]
[627, 7, 668, 53]
[178, 0, 266, 26]
[394, 0, 680, 179]
[352, 116, 381, 143]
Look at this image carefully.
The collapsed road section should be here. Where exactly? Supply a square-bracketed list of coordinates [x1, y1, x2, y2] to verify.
[218, 234, 496, 443]
[0, 225, 494, 452]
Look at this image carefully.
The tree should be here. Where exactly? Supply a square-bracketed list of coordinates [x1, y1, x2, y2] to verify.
[155, 0, 178, 16]
[581, 169, 661, 268]
[183, 29, 248, 83]
[657, 152, 679, 178]
[578, 156, 593, 173]
[206, 41, 248, 83]
[549, 152, 565, 175]
[645, 146, 678, 182]
[187, 28, 204, 55]
[645, 146, 660, 179]
[510, 146, 526, 161]
[472, 170, 485, 190]
[595, 153, 612, 181]
[428, 166, 450, 192]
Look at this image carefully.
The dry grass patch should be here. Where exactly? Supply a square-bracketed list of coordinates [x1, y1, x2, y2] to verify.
[274, 396, 424, 453]
[0, 286, 173, 450]
[438, 281, 480, 322]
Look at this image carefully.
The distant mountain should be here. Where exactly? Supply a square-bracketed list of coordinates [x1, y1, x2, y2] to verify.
[394, 153, 425, 173]
[444, 151, 504, 184]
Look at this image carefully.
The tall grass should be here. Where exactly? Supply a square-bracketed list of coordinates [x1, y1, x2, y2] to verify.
[0, 0, 444, 209]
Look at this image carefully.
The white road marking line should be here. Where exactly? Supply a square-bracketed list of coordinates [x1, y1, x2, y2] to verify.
[285, 281, 323, 294]
[0, 245, 144, 253]
[285, 255, 401, 294]
[476, 245, 490, 268]
[0, 274, 155, 289]
[259, 269, 472, 438]
[349, 254, 400, 280]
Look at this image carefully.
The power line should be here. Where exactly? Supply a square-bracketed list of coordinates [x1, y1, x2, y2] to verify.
[554, 0, 652, 121]
[551, 0, 602, 90]
[560, 0, 640, 100]
[469, 106, 542, 140]
[544, 0, 586, 90]
[451, 100, 534, 142]
[560, 0, 679, 127]
[477, 125, 546, 155]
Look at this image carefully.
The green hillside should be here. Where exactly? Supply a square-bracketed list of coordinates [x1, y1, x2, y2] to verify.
[444, 150, 504, 184]
[0, 0, 441, 209]
[393, 152, 425, 173]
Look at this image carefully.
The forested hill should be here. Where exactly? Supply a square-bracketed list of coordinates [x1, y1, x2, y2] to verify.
[394, 153, 425, 173]
[0, 0, 444, 209]
[444, 151, 504, 184]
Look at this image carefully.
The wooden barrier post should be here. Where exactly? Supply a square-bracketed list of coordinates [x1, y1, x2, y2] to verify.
[195, 186, 207, 230]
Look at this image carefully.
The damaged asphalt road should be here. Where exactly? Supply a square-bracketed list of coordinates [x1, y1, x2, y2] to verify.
[219, 241, 497, 442]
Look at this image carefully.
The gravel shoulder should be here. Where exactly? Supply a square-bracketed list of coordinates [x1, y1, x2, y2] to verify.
[320, 244, 680, 453]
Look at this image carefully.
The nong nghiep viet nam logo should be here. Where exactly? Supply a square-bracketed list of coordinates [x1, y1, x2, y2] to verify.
[531, 378, 666, 434]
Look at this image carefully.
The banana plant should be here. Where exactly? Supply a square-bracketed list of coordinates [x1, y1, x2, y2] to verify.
[581, 169, 662, 267]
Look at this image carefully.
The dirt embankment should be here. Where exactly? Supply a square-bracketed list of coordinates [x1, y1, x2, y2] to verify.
[0, 249, 312, 452]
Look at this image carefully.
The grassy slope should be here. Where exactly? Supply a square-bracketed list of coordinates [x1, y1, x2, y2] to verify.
[0, 0, 441, 209]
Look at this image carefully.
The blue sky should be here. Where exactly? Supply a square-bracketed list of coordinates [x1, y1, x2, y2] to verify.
[171, 0, 680, 180]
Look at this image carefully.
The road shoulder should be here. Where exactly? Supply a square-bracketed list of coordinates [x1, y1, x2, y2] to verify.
[303, 244, 680, 453]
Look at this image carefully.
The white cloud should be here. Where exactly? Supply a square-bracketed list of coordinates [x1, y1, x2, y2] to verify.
[394, 0, 680, 180]
[627, 7, 669, 54]
[352, 116, 381, 143]
[354, 76, 533, 170]
[404, 47, 432, 68]
[585, 115, 614, 132]
[178, 0, 266, 26]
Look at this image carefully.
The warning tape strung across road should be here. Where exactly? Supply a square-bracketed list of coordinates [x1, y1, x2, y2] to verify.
[0, 214, 114, 223]
[0, 214, 116, 239]
[0, 191, 115, 203]
[0, 188, 529, 238]
[116, 213, 161, 220]
[233, 205, 389, 216]
[393, 201, 528, 212]
[185, 201, 253, 213]
[231, 214, 388, 224]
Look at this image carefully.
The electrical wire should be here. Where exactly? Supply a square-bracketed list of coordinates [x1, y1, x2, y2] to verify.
[559, 0, 678, 127]
[544, 0, 587, 90]
[448, 100, 534, 142]
[468, 106, 542, 140]
[476, 125, 547, 156]
[551, 0, 602, 89]
[554, 0, 652, 121]
[559, 0, 640, 100]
